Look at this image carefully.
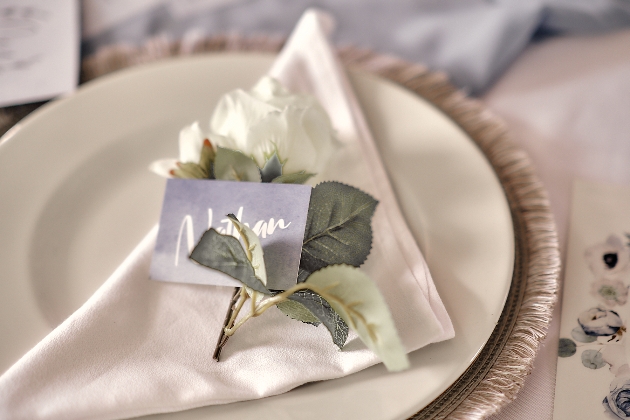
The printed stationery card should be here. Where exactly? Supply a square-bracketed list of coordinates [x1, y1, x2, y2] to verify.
[554, 180, 630, 419]
[0, 0, 79, 107]
[150, 179, 311, 290]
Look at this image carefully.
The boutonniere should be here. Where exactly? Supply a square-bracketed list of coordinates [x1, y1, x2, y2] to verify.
[150, 76, 409, 372]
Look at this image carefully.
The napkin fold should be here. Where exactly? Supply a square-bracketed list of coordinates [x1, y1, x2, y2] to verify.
[0, 10, 453, 420]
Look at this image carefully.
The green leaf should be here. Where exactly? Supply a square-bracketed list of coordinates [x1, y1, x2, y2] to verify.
[276, 299, 321, 325]
[199, 139, 215, 178]
[213, 147, 262, 182]
[286, 289, 349, 348]
[173, 140, 216, 180]
[581, 349, 605, 369]
[558, 338, 577, 357]
[172, 162, 207, 179]
[190, 229, 270, 294]
[305, 265, 409, 371]
[227, 214, 267, 286]
[271, 171, 315, 184]
[571, 326, 597, 343]
[261, 153, 283, 183]
[301, 182, 378, 273]
[297, 268, 311, 283]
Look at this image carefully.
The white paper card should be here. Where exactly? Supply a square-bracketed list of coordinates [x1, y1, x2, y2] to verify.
[0, 0, 78, 107]
[554, 180, 630, 419]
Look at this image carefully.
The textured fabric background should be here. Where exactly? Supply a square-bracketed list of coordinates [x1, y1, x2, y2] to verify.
[82, 0, 630, 94]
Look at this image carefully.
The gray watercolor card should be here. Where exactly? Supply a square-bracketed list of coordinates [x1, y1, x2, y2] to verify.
[150, 179, 311, 290]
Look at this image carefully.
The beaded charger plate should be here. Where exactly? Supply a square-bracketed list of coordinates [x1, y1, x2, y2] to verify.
[0, 41, 560, 420]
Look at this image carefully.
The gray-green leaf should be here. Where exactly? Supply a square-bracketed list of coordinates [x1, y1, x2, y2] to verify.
[261, 153, 283, 183]
[199, 139, 215, 178]
[285, 289, 349, 348]
[571, 326, 597, 343]
[301, 182, 378, 273]
[558, 338, 577, 357]
[297, 268, 311, 283]
[190, 229, 270, 294]
[581, 349, 605, 369]
[276, 299, 321, 325]
[306, 264, 409, 371]
[271, 171, 315, 184]
[172, 162, 207, 179]
[213, 147, 262, 182]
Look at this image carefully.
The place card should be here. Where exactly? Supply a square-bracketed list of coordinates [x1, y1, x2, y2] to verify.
[150, 179, 311, 290]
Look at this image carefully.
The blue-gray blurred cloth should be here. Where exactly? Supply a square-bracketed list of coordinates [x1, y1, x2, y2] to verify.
[81, 0, 630, 95]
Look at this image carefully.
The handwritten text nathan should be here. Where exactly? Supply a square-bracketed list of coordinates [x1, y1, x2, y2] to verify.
[175, 206, 291, 266]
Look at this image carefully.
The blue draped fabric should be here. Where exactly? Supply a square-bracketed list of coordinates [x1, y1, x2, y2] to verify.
[81, 0, 630, 94]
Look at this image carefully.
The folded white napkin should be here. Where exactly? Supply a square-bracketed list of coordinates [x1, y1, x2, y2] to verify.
[0, 10, 453, 420]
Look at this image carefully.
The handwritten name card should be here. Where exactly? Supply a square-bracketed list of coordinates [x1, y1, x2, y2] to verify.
[150, 179, 311, 290]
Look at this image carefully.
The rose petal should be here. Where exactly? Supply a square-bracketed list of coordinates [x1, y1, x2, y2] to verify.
[210, 89, 278, 150]
[246, 108, 290, 167]
[207, 133, 239, 152]
[250, 76, 290, 102]
[148, 159, 177, 178]
[178, 122, 205, 164]
[207, 76, 339, 177]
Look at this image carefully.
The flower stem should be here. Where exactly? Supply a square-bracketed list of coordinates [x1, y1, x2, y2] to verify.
[212, 287, 241, 361]
[223, 281, 361, 337]
[229, 288, 248, 326]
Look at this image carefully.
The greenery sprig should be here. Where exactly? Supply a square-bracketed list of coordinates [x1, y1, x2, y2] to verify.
[170, 138, 314, 185]
[171, 138, 409, 372]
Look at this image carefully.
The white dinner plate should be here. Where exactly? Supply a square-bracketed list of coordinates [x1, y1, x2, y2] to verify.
[0, 54, 513, 419]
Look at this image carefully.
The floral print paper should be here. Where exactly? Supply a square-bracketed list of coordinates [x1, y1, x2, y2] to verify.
[554, 181, 630, 419]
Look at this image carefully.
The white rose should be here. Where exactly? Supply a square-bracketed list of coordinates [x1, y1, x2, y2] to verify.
[149, 76, 339, 178]
[148, 121, 206, 177]
[209, 76, 339, 175]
